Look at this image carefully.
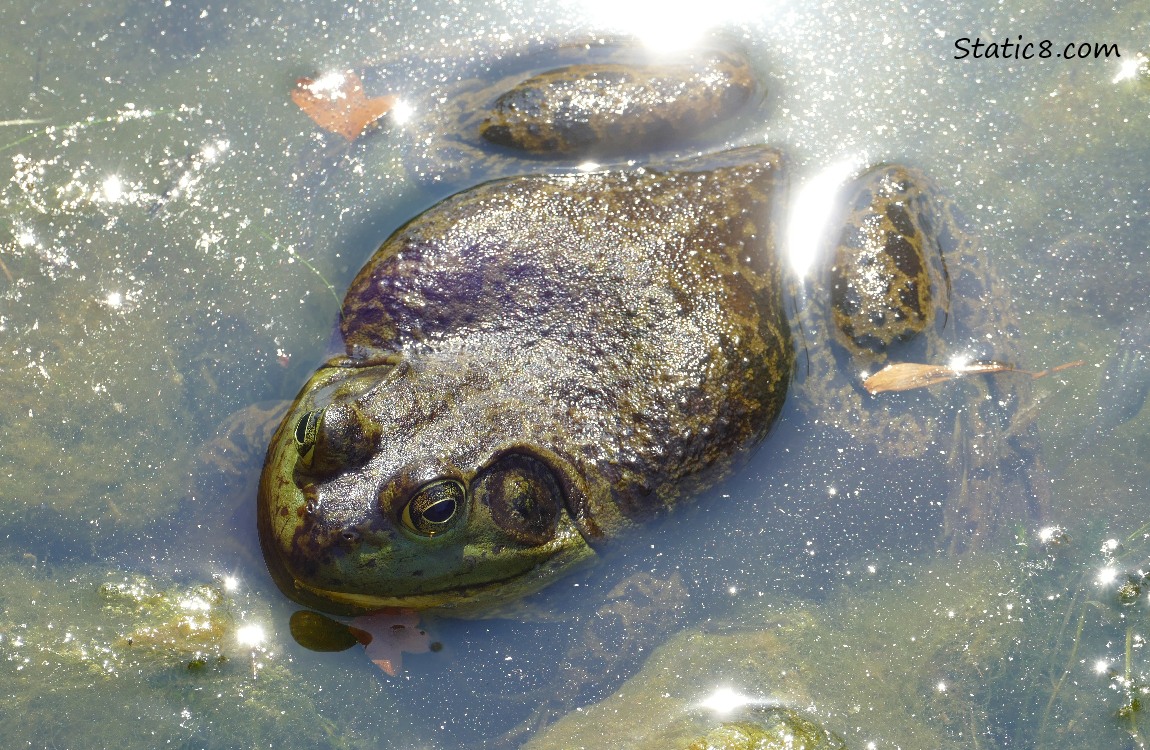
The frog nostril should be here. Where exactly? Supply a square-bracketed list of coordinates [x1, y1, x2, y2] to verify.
[340, 529, 361, 544]
[301, 484, 321, 516]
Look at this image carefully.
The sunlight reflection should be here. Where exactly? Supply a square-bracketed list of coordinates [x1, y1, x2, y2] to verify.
[698, 686, 779, 716]
[200, 139, 228, 162]
[308, 70, 352, 97]
[572, 0, 770, 51]
[947, 353, 972, 372]
[179, 594, 213, 612]
[236, 624, 266, 648]
[786, 158, 864, 278]
[1096, 566, 1119, 587]
[1112, 54, 1147, 83]
[15, 227, 37, 248]
[391, 98, 415, 125]
[101, 174, 125, 203]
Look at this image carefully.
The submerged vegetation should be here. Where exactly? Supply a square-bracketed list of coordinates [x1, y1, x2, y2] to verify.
[527, 531, 1150, 749]
[0, 557, 379, 748]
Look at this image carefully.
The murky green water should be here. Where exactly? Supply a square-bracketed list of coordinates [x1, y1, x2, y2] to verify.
[2, 1, 1149, 748]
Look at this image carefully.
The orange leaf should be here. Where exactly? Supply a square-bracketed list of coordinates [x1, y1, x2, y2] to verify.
[291, 70, 396, 142]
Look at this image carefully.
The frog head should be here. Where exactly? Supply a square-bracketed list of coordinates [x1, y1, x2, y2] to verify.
[257, 353, 600, 616]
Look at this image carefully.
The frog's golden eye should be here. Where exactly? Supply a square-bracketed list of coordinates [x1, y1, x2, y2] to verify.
[293, 409, 322, 466]
[401, 480, 465, 537]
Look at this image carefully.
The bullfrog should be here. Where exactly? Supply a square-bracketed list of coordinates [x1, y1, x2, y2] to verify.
[259, 43, 1046, 617]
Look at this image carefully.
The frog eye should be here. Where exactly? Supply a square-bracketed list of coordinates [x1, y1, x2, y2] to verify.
[292, 405, 379, 475]
[293, 409, 322, 465]
[401, 480, 465, 537]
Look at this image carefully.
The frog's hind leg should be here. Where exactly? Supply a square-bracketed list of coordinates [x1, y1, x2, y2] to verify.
[944, 410, 1052, 554]
[931, 182, 1052, 552]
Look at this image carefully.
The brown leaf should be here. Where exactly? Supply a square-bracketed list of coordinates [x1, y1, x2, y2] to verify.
[348, 609, 431, 675]
[864, 358, 1084, 395]
[291, 71, 396, 141]
[863, 362, 964, 394]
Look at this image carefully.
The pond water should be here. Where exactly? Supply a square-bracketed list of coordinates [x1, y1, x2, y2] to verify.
[2, 1, 1149, 748]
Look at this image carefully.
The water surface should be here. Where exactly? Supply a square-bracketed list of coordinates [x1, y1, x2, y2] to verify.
[1, 1, 1148, 748]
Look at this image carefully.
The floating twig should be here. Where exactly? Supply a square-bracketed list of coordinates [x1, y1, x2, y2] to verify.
[864, 359, 1086, 395]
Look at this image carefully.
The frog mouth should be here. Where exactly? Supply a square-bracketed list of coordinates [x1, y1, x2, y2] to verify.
[292, 573, 535, 613]
[288, 539, 598, 616]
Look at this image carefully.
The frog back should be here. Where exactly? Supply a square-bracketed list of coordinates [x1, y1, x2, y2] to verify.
[336, 145, 793, 537]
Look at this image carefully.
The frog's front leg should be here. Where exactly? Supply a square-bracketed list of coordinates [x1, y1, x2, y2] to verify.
[499, 570, 690, 743]
[944, 379, 1051, 553]
[196, 400, 289, 490]
[177, 400, 292, 565]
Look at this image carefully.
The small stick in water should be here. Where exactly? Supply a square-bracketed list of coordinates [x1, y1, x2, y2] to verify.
[864, 359, 1085, 395]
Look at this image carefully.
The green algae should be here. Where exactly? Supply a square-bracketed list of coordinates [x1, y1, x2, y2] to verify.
[525, 552, 1025, 750]
[1014, 526, 1150, 748]
[526, 529, 1150, 750]
[0, 555, 398, 749]
[687, 712, 847, 750]
[0, 560, 304, 744]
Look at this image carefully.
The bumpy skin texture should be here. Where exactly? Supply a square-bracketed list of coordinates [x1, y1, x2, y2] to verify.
[404, 45, 758, 185]
[829, 165, 951, 361]
[259, 146, 792, 615]
[259, 46, 1047, 615]
[479, 53, 756, 157]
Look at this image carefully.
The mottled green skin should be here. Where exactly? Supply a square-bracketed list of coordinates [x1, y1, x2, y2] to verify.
[829, 165, 951, 362]
[260, 146, 791, 615]
[404, 44, 757, 185]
